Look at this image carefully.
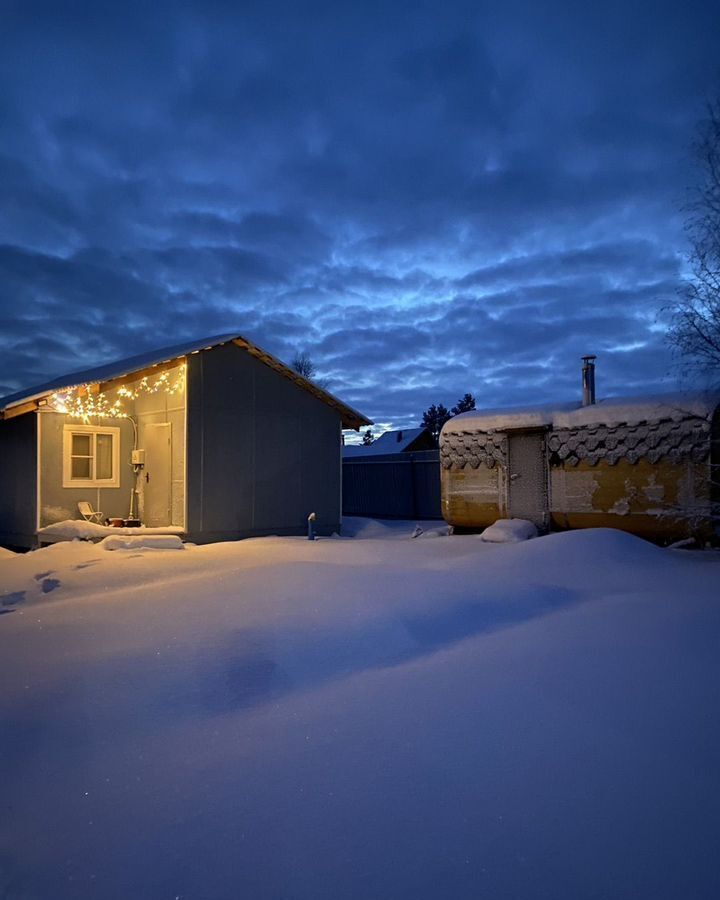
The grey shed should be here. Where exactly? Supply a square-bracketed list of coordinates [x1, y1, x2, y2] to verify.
[0, 333, 371, 548]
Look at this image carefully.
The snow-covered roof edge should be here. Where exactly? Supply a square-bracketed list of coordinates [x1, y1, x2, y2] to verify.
[0, 334, 240, 409]
[442, 391, 720, 434]
[343, 427, 429, 457]
[0, 333, 372, 430]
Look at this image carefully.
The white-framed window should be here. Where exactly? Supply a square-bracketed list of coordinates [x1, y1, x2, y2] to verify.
[63, 425, 121, 488]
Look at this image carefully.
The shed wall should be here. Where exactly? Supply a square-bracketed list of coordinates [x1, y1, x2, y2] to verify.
[0, 413, 37, 548]
[186, 344, 342, 542]
[39, 412, 135, 527]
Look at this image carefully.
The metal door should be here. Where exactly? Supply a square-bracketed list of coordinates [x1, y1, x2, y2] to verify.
[507, 432, 547, 527]
[143, 423, 171, 526]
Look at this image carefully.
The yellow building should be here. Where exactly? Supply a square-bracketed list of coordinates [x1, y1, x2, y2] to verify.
[440, 390, 719, 544]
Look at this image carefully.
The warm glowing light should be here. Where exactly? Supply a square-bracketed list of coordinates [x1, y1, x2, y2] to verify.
[116, 366, 185, 399]
[49, 365, 186, 422]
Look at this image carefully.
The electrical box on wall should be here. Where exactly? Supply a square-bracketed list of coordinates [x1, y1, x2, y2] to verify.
[131, 449, 145, 466]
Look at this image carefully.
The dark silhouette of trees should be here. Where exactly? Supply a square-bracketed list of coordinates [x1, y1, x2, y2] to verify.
[422, 394, 478, 445]
[291, 351, 317, 380]
[667, 98, 720, 378]
[451, 393, 476, 415]
[361, 428, 375, 445]
[421, 403, 451, 444]
[291, 351, 329, 389]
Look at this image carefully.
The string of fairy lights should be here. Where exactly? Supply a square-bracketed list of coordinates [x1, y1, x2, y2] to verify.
[49, 365, 186, 423]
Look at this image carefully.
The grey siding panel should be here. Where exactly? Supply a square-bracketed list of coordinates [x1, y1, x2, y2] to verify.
[0, 413, 37, 547]
[185, 354, 204, 536]
[186, 344, 341, 541]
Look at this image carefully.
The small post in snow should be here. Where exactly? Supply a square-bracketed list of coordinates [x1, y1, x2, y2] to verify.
[307, 512, 317, 540]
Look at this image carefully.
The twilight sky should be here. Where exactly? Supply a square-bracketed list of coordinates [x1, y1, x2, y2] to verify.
[1, 0, 719, 431]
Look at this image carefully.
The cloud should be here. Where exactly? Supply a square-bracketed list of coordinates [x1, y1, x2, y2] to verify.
[0, 0, 718, 424]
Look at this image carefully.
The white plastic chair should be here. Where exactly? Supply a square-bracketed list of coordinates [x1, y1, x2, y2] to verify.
[78, 501, 104, 524]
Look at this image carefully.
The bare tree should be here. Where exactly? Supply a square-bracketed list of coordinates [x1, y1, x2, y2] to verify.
[291, 351, 317, 380]
[290, 351, 329, 390]
[667, 98, 720, 379]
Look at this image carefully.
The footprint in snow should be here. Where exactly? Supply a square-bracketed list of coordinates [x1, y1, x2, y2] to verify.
[33, 571, 54, 581]
[40, 578, 61, 594]
[74, 559, 102, 570]
[2, 591, 26, 607]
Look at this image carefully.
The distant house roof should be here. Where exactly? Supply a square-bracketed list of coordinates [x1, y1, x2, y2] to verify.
[343, 427, 430, 457]
[0, 333, 371, 430]
[442, 392, 720, 435]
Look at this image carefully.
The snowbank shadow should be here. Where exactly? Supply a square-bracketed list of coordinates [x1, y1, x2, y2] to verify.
[207, 652, 289, 713]
[163, 632, 292, 716]
[183, 587, 583, 716]
[13, 587, 585, 739]
[400, 585, 581, 653]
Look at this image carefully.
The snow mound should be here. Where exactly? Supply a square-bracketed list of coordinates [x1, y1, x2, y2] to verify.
[39, 519, 109, 540]
[0, 546, 17, 559]
[481, 519, 538, 543]
[508, 527, 666, 571]
[100, 535, 185, 552]
[38, 520, 185, 541]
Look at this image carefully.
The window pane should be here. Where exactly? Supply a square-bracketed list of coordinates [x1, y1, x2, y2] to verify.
[72, 433, 91, 456]
[96, 433, 113, 480]
[71, 456, 91, 479]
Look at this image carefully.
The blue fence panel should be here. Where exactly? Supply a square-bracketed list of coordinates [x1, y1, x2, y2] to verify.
[342, 450, 441, 519]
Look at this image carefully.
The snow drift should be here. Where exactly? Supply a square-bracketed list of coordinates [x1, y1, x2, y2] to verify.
[1, 522, 719, 899]
[480, 518, 538, 542]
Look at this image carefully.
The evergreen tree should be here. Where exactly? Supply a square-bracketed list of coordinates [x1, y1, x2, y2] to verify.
[361, 428, 375, 446]
[421, 403, 451, 445]
[451, 393, 476, 415]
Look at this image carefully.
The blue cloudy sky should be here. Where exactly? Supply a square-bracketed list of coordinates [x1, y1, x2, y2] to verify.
[1, 0, 718, 430]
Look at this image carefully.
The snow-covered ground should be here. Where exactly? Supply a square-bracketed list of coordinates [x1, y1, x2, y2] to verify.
[1, 520, 719, 899]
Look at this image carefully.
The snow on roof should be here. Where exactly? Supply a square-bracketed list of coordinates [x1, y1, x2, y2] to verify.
[0, 334, 239, 410]
[343, 427, 427, 457]
[443, 391, 720, 434]
[0, 332, 371, 429]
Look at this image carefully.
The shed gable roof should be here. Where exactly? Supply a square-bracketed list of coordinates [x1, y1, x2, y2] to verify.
[0, 333, 371, 430]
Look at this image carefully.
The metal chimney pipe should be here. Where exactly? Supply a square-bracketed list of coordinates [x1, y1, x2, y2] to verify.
[581, 355, 596, 406]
